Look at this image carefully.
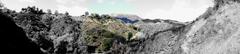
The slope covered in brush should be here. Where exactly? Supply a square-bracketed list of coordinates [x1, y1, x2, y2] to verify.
[2, 0, 240, 54]
[182, 0, 240, 54]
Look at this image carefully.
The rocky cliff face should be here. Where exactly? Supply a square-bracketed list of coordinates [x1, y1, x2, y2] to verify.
[122, 0, 240, 54]
[182, 0, 240, 54]
[129, 0, 240, 54]
[2, 0, 240, 54]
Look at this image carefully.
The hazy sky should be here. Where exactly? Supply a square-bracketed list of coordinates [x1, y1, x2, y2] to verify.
[0, 0, 214, 22]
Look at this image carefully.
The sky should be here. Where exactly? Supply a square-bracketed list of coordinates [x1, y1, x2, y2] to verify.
[0, 0, 214, 22]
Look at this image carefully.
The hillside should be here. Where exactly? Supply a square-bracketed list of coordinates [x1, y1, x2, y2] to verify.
[182, 0, 240, 54]
[1, 0, 240, 54]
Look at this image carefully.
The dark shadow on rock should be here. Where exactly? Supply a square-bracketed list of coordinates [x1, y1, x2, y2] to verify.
[0, 13, 43, 54]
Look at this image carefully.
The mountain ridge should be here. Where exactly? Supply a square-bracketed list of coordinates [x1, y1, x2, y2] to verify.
[1, 0, 240, 54]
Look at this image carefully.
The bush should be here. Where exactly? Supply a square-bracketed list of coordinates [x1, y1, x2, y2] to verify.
[41, 14, 54, 27]
[102, 30, 115, 38]
[14, 13, 49, 38]
[49, 15, 76, 36]
[97, 38, 113, 52]
[128, 32, 133, 40]
[0, 2, 3, 8]
[20, 6, 45, 14]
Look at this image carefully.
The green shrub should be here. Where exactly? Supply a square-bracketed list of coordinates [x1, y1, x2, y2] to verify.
[128, 32, 133, 40]
[102, 31, 114, 38]
[97, 38, 113, 52]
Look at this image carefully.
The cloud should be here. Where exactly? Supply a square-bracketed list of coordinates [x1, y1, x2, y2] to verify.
[125, 0, 136, 2]
[55, 0, 88, 16]
[109, 1, 116, 5]
[57, 5, 88, 16]
[56, 0, 67, 4]
[78, 0, 86, 2]
[97, 0, 104, 3]
[19, 0, 36, 3]
[56, 0, 86, 4]
[137, 0, 213, 22]
[54, 0, 213, 22]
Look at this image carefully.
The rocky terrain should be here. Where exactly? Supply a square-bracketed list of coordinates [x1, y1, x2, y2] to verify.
[1, 11, 43, 54]
[1, 0, 240, 54]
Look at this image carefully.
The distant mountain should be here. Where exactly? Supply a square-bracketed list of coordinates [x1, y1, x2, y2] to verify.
[110, 14, 141, 24]
[110, 14, 142, 20]
[115, 16, 139, 24]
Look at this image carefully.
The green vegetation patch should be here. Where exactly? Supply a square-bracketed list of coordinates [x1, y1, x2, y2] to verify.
[85, 28, 127, 52]
[97, 38, 113, 52]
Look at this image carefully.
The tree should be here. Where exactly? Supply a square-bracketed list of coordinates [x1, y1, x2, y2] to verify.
[101, 15, 111, 19]
[85, 11, 89, 16]
[2, 8, 11, 14]
[0, 2, 4, 12]
[47, 9, 52, 14]
[20, 6, 45, 14]
[65, 12, 69, 16]
[39, 9, 44, 14]
[0, 2, 3, 8]
[54, 10, 59, 15]
[128, 32, 133, 40]
[89, 13, 100, 20]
